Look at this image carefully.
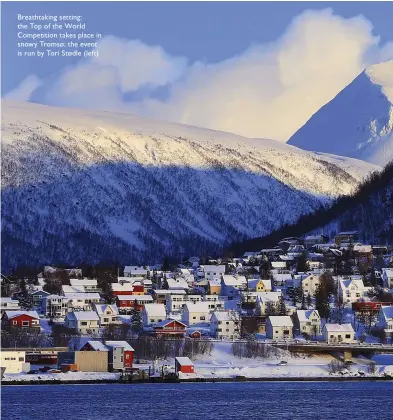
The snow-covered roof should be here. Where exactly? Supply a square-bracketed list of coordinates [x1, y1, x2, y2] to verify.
[117, 295, 153, 302]
[296, 310, 319, 322]
[105, 341, 134, 351]
[382, 268, 393, 278]
[221, 275, 246, 286]
[154, 319, 187, 328]
[339, 279, 364, 290]
[184, 302, 210, 313]
[272, 262, 288, 268]
[70, 279, 97, 286]
[202, 265, 226, 273]
[153, 289, 187, 295]
[257, 292, 282, 303]
[69, 311, 99, 321]
[175, 356, 193, 365]
[62, 285, 86, 294]
[64, 293, 101, 299]
[380, 306, 393, 321]
[268, 316, 293, 327]
[211, 311, 238, 322]
[112, 283, 134, 292]
[5, 310, 40, 319]
[143, 303, 166, 317]
[324, 323, 354, 332]
[82, 341, 109, 351]
[95, 304, 118, 316]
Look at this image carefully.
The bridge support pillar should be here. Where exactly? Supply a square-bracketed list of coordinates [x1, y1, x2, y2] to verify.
[344, 350, 352, 362]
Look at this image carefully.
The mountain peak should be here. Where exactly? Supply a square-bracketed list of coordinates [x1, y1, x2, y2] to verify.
[288, 60, 393, 165]
[365, 60, 393, 102]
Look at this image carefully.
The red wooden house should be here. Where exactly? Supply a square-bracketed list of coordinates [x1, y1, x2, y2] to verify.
[2, 311, 40, 331]
[175, 357, 194, 374]
[112, 283, 145, 297]
[153, 319, 187, 338]
[116, 295, 153, 312]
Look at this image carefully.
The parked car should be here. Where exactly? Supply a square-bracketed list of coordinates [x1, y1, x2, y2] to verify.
[277, 361, 288, 366]
[39, 366, 53, 372]
[27, 370, 38, 374]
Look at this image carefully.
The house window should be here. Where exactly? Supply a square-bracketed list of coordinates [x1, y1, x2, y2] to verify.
[126, 354, 130, 359]
[200, 316, 205, 321]
[345, 334, 351, 339]
[22, 321, 29, 326]
[81, 321, 88, 326]
[193, 316, 196, 320]
[19, 357, 24, 361]
[104, 318, 109, 323]
[12, 320, 18, 325]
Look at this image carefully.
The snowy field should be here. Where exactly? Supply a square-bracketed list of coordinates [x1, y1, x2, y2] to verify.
[4, 343, 392, 383]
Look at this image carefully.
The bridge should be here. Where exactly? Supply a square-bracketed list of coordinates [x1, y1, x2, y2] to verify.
[255, 340, 393, 361]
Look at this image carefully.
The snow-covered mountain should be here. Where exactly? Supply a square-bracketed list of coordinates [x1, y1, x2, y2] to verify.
[1, 101, 378, 272]
[288, 60, 393, 166]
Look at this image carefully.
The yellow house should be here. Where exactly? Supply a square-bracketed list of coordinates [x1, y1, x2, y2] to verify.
[208, 281, 221, 295]
[255, 279, 272, 292]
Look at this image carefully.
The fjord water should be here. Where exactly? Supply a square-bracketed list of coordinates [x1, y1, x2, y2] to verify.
[2, 382, 392, 419]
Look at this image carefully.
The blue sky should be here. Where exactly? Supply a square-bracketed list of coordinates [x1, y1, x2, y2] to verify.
[2, 1, 393, 141]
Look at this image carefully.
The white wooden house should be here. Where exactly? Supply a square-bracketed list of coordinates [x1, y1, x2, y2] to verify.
[210, 311, 240, 339]
[142, 304, 167, 326]
[322, 323, 355, 343]
[295, 309, 321, 337]
[266, 316, 293, 339]
[182, 302, 210, 326]
[64, 311, 100, 334]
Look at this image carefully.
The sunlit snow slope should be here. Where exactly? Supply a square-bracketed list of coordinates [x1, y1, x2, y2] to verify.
[288, 60, 393, 166]
[1, 101, 378, 271]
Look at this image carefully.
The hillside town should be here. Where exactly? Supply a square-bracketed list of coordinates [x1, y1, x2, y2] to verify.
[1, 230, 393, 381]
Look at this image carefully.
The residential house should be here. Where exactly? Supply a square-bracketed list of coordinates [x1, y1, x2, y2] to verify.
[124, 266, 148, 278]
[256, 292, 282, 315]
[266, 316, 293, 340]
[70, 278, 99, 293]
[323, 323, 355, 343]
[202, 265, 226, 281]
[41, 295, 70, 318]
[167, 278, 189, 291]
[29, 290, 50, 308]
[248, 279, 272, 292]
[153, 319, 187, 337]
[382, 269, 393, 289]
[61, 285, 86, 295]
[338, 278, 365, 304]
[187, 295, 203, 304]
[305, 234, 328, 248]
[166, 294, 188, 313]
[94, 304, 121, 326]
[210, 311, 240, 339]
[152, 289, 186, 305]
[116, 295, 153, 313]
[203, 295, 227, 311]
[294, 309, 321, 337]
[142, 303, 167, 326]
[182, 302, 210, 326]
[64, 311, 100, 334]
[2, 311, 40, 331]
[334, 231, 358, 246]
[376, 306, 393, 337]
[208, 280, 221, 295]
[301, 274, 321, 297]
[221, 275, 247, 298]
[64, 293, 101, 311]
[0, 297, 20, 314]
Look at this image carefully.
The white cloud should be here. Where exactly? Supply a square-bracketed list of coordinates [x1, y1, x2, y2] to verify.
[6, 8, 393, 141]
[4, 74, 42, 101]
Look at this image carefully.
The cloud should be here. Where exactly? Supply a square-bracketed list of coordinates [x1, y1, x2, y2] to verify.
[6, 8, 393, 141]
[4, 74, 42, 101]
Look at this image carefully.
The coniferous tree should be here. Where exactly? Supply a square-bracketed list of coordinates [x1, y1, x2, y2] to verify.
[131, 302, 143, 334]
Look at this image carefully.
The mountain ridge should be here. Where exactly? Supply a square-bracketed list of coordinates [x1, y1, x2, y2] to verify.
[1, 101, 378, 272]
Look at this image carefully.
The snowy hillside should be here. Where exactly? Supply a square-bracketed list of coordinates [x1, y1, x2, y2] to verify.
[288, 60, 393, 166]
[1, 101, 378, 271]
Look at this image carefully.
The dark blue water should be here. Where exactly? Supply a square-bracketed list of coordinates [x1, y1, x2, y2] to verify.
[2, 382, 393, 420]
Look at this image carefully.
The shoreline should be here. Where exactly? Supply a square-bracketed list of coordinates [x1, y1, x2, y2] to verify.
[2, 375, 392, 386]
